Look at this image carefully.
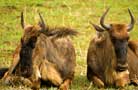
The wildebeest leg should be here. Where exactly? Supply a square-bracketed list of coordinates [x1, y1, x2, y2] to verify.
[2, 46, 20, 84]
[115, 70, 130, 87]
[130, 79, 138, 86]
[19, 77, 32, 86]
[2, 58, 20, 84]
[127, 47, 138, 86]
[1, 74, 32, 86]
[30, 65, 41, 90]
[87, 66, 104, 88]
[59, 79, 72, 90]
[92, 76, 104, 88]
[40, 61, 63, 86]
[0, 68, 9, 79]
[128, 40, 138, 57]
[31, 79, 41, 90]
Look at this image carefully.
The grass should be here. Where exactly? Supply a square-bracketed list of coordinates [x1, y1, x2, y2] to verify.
[0, 0, 138, 90]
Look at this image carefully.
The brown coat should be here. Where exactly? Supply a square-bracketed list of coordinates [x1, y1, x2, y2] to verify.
[2, 12, 77, 90]
[87, 8, 135, 88]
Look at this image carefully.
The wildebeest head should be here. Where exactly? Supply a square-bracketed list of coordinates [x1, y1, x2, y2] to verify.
[16, 12, 47, 77]
[20, 12, 46, 48]
[91, 8, 135, 71]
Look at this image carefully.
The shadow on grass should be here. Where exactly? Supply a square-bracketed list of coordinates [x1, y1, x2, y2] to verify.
[71, 75, 138, 90]
[71, 75, 98, 90]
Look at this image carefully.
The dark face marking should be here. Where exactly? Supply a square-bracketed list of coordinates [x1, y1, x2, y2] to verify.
[109, 24, 130, 71]
[21, 36, 37, 49]
[111, 35, 129, 71]
[98, 8, 134, 72]
[19, 26, 40, 77]
[21, 25, 42, 48]
[19, 45, 33, 77]
[111, 37, 128, 61]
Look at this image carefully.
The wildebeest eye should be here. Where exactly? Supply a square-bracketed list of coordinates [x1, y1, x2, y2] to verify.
[28, 36, 37, 48]
[111, 36, 116, 43]
[30, 37, 37, 42]
[126, 37, 130, 41]
[21, 38, 24, 45]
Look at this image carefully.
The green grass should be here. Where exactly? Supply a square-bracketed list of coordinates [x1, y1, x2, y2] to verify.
[1, 0, 138, 90]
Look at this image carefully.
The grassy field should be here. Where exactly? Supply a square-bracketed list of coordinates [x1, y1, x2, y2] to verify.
[1, 0, 138, 90]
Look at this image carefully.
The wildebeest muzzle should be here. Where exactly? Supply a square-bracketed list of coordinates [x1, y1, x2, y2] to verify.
[113, 39, 128, 71]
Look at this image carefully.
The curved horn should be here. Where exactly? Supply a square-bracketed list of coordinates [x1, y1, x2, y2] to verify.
[100, 8, 111, 30]
[21, 12, 25, 29]
[127, 8, 135, 31]
[39, 13, 46, 29]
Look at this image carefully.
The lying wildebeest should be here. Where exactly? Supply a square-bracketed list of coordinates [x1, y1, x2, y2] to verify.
[1, 12, 77, 90]
[87, 8, 137, 88]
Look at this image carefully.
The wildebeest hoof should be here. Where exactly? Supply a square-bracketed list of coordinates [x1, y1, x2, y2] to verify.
[1, 76, 12, 85]
[92, 76, 104, 88]
[59, 84, 68, 90]
[130, 79, 138, 86]
[115, 70, 130, 87]
[20, 77, 32, 86]
[31, 87, 40, 90]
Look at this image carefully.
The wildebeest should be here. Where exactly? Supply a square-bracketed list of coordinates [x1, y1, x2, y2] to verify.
[87, 8, 136, 88]
[1, 12, 77, 90]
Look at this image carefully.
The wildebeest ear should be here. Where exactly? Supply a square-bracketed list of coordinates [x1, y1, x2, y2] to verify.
[38, 13, 46, 30]
[90, 22, 104, 32]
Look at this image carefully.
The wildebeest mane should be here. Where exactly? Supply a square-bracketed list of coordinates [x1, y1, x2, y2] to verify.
[41, 27, 78, 38]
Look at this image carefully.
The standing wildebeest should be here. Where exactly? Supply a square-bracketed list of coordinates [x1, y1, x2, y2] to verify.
[1, 12, 77, 90]
[87, 8, 136, 88]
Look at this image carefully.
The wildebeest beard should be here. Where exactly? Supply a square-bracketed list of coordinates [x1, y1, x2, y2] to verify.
[15, 41, 35, 78]
[20, 46, 33, 77]
[112, 39, 128, 71]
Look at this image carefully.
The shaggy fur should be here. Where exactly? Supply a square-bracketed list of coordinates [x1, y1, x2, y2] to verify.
[15, 44, 33, 78]
[127, 40, 138, 85]
[87, 27, 138, 88]
[1, 23, 77, 90]
[87, 25, 131, 88]
[42, 27, 78, 38]
[87, 31, 118, 86]
[1, 11, 77, 90]
[87, 8, 135, 88]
